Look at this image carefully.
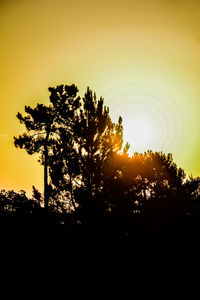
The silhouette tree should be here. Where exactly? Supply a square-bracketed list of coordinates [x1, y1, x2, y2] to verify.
[14, 82, 198, 248]
[77, 88, 123, 196]
[184, 176, 200, 216]
[14, 84, 122, 217]
[102, 150, 188, 239]
[0, 189, 41, 215]
[49, 87, 124, 227]
[14, 84, 81, 212]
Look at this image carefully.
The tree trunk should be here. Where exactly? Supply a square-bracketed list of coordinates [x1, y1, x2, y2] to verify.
[69, 175, 76, 211]
[44, 130, 50, 212]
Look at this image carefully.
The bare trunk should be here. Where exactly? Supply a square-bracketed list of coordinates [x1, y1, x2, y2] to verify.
[69, 175, 76, 211]
[44, 130, 50, 212]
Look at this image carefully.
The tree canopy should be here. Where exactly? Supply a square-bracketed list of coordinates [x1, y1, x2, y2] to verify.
[7, 83, 200, 250]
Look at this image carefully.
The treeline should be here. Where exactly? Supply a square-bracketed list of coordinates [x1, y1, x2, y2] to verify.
[1, 84, 200, 249]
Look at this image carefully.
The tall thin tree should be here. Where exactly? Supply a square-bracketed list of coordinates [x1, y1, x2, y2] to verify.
[14, 84, 81, 212]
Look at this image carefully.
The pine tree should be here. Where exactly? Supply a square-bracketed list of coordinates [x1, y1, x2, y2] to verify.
[14, 84, 81, 212]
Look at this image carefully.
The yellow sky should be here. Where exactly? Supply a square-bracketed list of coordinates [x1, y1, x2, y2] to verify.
[1, 0, 200, 194]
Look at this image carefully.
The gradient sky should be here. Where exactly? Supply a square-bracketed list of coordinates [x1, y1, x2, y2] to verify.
[1, 0, 200, 194]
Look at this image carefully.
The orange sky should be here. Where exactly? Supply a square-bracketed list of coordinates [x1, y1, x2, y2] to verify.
[1, 0, 200, 195]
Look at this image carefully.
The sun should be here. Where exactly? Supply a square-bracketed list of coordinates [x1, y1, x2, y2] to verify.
[123, 110, 160, 153]
[125, 116, 154, 153]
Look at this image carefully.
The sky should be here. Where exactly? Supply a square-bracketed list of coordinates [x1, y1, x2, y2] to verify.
[0, 0, 200, 195]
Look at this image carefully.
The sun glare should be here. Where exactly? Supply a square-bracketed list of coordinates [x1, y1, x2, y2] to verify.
[105, 76, 193, 155]
[125, 116, 154, 153]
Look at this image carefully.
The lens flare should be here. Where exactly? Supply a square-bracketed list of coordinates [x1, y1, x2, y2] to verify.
[104, 79, 193, 155]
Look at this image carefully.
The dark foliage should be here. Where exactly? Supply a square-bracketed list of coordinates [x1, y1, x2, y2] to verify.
[1, 83, 199, 254]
